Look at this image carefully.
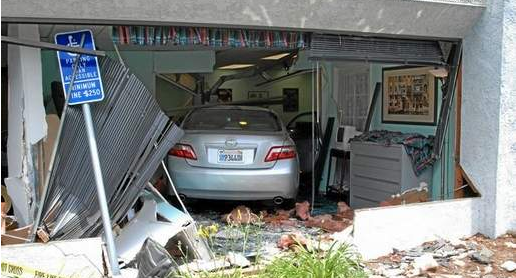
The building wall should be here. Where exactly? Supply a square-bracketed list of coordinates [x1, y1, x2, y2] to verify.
[462, 0, 516, 237]
[496, 0, 516, 235]
[13, 0, 514, 239]
[2, 0, 485, 39]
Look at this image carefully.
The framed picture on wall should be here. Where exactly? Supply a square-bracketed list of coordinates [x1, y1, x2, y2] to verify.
[248, 91, 269, 100]
[382, 66, 437, 125]
[283, 88, 299, 112]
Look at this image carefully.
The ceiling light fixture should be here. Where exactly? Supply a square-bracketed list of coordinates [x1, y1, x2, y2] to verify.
[218, 64, 255, 70]
[261, 53, 291, 60]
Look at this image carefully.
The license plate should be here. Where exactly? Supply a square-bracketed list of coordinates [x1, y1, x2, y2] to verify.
[217, 149, 243, 163]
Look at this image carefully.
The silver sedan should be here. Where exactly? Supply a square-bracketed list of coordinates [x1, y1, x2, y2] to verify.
[167, 106, 299, 205]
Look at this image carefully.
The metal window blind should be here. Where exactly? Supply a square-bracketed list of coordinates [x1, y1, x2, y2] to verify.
[309, 34, 445, 65]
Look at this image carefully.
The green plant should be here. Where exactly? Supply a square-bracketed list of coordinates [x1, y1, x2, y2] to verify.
[259, 243, 367, 278]
[173, 268, 245, 278]
[171, 219, 264, 278]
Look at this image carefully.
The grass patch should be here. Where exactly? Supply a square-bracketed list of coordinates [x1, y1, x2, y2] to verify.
[259, 243, 367, 278]
[170, 220, 366, 278]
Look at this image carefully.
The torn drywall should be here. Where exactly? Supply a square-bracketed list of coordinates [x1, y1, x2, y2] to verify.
[6, 24, 47, 226]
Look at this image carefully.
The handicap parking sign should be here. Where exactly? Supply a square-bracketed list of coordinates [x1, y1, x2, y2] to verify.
[55, 30, 105, 105]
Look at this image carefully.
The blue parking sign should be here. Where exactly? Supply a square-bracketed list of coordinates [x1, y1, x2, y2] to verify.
[55, 30, 105, 105]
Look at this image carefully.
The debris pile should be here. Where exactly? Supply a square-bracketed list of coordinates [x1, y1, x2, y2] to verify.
[191, 199, 356, 261]
[365, 233, 516, 277]
[277, 232, 310, 250]
[223, 205, 261, 225]
[261, 201, 354, 233]
[1, 57, 211, 278]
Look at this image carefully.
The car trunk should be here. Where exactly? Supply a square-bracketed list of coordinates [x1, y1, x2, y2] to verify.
[179, 130, 288, 170]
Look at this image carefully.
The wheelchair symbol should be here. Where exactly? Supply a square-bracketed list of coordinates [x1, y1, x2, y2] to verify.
[66, 35, 80, 57]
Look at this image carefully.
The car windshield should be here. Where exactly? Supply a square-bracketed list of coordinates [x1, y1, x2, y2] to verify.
[183, 108, 282, 131]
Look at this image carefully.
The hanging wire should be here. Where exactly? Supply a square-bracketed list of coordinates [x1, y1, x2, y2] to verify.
[160, 161, 190, 217]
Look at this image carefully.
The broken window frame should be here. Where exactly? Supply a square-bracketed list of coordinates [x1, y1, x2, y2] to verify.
[433, 42, 462, 160]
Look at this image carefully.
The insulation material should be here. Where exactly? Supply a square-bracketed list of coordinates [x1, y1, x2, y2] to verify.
[36, 57, 184, 240]
[42, 115, 60, 183]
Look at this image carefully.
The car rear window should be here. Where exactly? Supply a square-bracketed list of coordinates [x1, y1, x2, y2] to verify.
[183, 108, 282, 131]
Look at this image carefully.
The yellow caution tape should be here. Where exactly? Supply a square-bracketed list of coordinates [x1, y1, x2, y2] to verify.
[1, 261, 67, 278]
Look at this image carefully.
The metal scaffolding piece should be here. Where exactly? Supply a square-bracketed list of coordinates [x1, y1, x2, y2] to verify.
[1, 35, 106, 57]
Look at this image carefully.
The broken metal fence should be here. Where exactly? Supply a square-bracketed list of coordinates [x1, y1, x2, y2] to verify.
[36, 57, 184, 240]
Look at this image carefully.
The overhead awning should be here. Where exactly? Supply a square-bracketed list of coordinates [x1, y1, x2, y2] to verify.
[309, 34, 446, 65]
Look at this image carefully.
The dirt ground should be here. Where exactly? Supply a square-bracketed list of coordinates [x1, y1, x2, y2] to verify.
[181, 196, 515, 278]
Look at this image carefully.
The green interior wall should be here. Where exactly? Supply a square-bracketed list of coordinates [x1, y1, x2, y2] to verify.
[40, 49, 214, 113]
[368, 64, 456, 200]
[40, 47, 457, 202]
[319, 62, 456, 200]
[155, 77, 192, 112]
[40, 50, 156, 112]
[40, 50, 60, 114]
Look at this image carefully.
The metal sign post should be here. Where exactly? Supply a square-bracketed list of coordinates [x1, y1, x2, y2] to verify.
[54, 30, 120, 275]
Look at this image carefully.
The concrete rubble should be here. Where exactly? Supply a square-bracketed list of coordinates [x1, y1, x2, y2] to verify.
[500, 261, 516, 272]
[2, 238, 107, 278]
[365, 233, 516, 278]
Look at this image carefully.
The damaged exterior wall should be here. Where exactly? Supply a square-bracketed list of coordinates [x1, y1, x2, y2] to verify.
[354, 198, 482, 259]
[462, 0, 516, 237]
[497, 0, 516, 236]
[357, 0, 516, 259]
[1, 0, 514, 261]
[5, 24, 47, 226]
